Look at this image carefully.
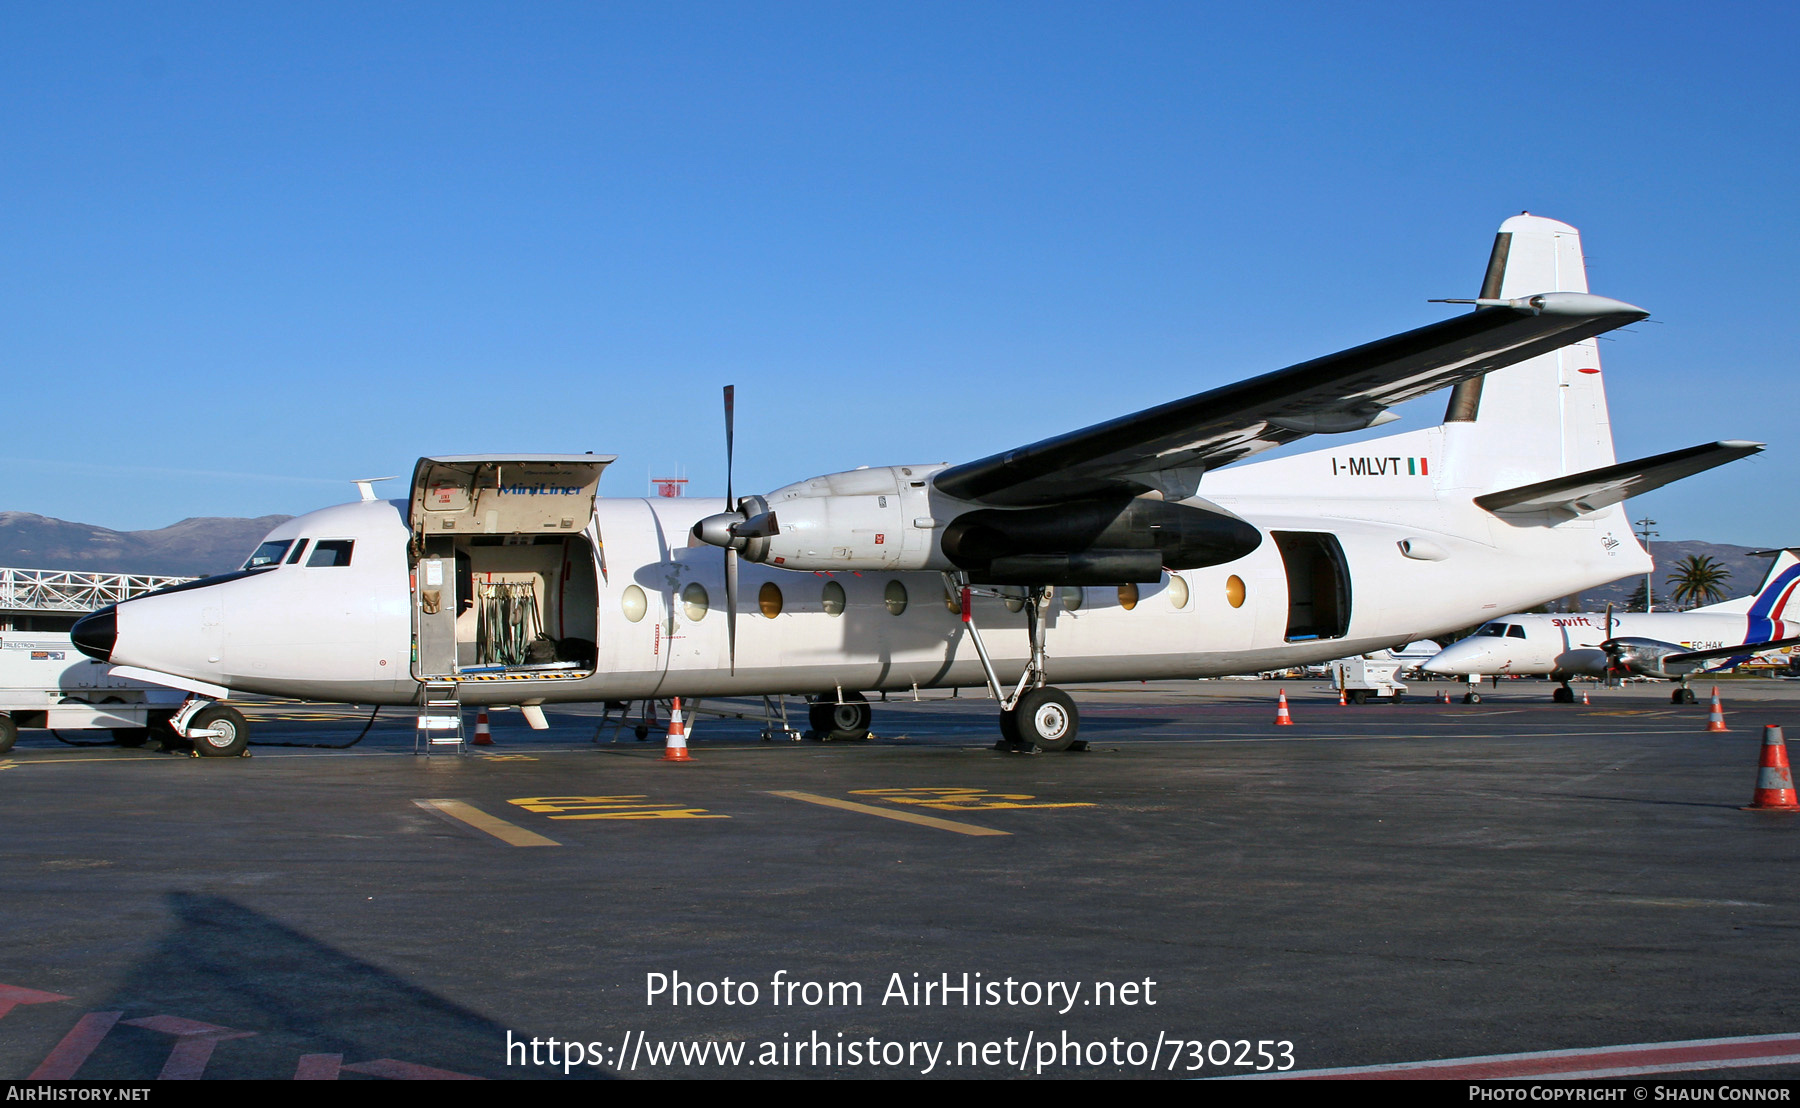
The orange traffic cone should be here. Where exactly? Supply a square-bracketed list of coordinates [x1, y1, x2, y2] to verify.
[1745, 725, 1799, 811]
[1338, 686, 1347, 707]
[1440, 689, 1452, 705]
[1274, 689, 1295, 726]
[662, 697, 692, 761]
[472, 710, 493, 746]
[1705, 687, 1729, 733]
[1581, 690, 1591, 706]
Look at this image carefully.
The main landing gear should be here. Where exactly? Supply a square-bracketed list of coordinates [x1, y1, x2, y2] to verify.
[948, 575, 1084, 753]
[807, 691, 872, 742]
[1670, 680, 1698, 705]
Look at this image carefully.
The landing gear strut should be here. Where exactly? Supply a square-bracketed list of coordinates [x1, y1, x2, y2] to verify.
[947, 575, 1082, 753]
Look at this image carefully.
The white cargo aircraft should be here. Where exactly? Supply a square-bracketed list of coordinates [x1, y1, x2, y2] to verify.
[70, 215, 1766, 755]
[1423, 550, 1800, 703]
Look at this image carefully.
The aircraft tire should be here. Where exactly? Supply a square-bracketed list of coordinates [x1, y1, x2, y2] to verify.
[190, 705, 250, 757]
[1016, 687, 1078, 753]
[810, 693, 871, 741]
[997, 708, 1022, 748]
[1553, 686, 1573, 704]
[1673, 688, 1697, 705]
[0, 714, 15, 755]
[1463, 692, 1481, 705]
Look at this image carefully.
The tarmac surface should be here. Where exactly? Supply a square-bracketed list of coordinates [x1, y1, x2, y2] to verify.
[2, 677, 1798, 1080]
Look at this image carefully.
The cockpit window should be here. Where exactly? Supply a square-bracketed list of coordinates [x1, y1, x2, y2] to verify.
[244, 540, 293, 569]
[306, 540, 354, 567]
[1473, 622, 1506, 637]
[1506, 624, 1528, 639]
[285, 540, 309, 565]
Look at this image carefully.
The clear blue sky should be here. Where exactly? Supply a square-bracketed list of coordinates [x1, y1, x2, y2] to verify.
[3, 2, 1794, 545]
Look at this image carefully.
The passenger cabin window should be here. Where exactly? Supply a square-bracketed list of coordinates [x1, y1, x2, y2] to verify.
[1473, 623, 1506, 637]
[244, 540, 293, 569]
[1506, 624, 1528, 639]
[285, 541, 309, 565]
[306, 540, 355, 567]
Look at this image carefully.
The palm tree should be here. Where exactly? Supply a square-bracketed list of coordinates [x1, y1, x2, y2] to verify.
[1668, 555, 1732, 610]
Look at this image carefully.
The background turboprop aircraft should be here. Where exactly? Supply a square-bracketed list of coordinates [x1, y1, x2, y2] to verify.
[64, 215, 1764, 757]
[1423, 549, 1800, 703]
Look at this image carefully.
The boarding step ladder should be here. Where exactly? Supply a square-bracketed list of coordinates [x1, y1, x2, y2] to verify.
[414, 680, 466, 754]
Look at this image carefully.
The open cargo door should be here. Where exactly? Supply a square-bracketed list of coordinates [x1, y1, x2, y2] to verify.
[409, 455, 615, 681]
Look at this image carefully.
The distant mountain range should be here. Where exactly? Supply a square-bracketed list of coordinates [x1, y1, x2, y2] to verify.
[0, 512, 293, 578]
[0, 513, 1781, 611]
[1561, 541, 1783, 613]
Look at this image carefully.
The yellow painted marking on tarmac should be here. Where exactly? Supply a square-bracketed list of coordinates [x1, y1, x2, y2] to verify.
[508, 795, 727, 820]
[1588, 710, 1677, 718]
[553, 808, 725, 820]
[851, 786, 1094, 812]
[770, 790, 1010, 836]
[0, 760, 15, 772]
[480, 754, 539, 762]
[1, 754, 167, 764]
[414, 799, 561, 847]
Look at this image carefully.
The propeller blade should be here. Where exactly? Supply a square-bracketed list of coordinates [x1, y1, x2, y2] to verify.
[723, 385, 736, 512]
[726, 547, 739, 675]
[734, 510, 780, 539]
[723, 384, 738, 674]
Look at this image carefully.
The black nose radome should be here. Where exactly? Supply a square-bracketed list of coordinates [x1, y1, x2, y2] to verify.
[70, 606, 118, 662]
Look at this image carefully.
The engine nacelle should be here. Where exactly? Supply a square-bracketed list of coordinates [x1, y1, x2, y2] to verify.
[1602, 637, 1686, 679]
[695, 463, 1264, 584]
[938, 497, 1262, 582]
[749, 464, 944, 571]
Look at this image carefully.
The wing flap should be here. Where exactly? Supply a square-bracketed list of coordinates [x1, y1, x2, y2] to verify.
[934, 293, 1647, 506]
[1475, 440, 1763, 517]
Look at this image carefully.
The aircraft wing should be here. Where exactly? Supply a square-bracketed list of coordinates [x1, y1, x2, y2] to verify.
[1475, 440, 1764, 517]
[1664, 636, 1800, 666]
[932, 292, 1647, 507]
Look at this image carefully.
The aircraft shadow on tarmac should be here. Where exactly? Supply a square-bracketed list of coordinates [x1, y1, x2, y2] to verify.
[77, 891, 590, 1080]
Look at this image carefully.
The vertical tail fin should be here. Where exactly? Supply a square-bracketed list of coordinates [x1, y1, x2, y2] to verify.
[1745, 550, 1800, 641]
[1439, 215, 1617, 492]
[1691, 549, 1800, 619]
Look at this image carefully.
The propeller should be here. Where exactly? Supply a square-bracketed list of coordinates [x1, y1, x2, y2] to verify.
[1602, 602, 1619, 680]
[692, 385, 782, 674]
[723, 385, 737, 676]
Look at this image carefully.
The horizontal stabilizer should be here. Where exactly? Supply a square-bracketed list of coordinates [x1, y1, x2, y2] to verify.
[1665, 636, 1800, 666]
[1474, 440, 1763, 517]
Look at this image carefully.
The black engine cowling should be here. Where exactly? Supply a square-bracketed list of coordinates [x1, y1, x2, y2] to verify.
[941, 497, 1261, 584]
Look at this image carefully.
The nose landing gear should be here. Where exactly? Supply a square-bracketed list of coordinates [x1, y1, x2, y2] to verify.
[169, 698, 251, 757]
